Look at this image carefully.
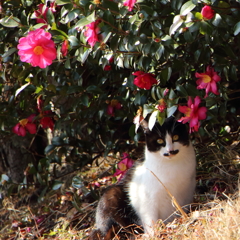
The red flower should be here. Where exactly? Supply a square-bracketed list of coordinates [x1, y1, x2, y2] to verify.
[195, 66, 221, 98]
[34, 3, 56, 28]
[201, 5, 215, 20]
[109, 57, 114, 64]
[133, 71, 157, 90]
[61, 40, 69, 57]
[17, 29, 57, 69]
[104, 65, 112, 71]
[113, 153, 134, 181]
[157, 99, 167, 113]
[107, 99, 122, 116]
[84, 20, 101, 47]
[123, 0, 137, 11]
[37, 97, 54, 130]
[12, 114, 37, 137]
[40, 115, 54, 130]
[178, 96, 207, 133]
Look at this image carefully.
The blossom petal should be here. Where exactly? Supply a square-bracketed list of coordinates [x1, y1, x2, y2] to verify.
[25, 123, 37, 134]
[198, 107, 207, 120]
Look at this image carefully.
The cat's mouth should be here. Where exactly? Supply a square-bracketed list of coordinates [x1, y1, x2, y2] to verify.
[164, 150, 179, 157]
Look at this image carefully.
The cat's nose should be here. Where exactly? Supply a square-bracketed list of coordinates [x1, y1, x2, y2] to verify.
[164, 150, 179, 157]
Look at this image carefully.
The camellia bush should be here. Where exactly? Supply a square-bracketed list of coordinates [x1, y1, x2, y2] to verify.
[0, 0, 240, 195]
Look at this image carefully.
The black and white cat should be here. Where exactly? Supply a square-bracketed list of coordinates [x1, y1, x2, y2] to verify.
[90, 117, 196, 239]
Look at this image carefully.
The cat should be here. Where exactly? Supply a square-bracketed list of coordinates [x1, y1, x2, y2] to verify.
[90, 117, 196, 239]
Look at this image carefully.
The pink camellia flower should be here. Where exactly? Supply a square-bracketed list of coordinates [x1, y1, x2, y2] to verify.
[201, 5, 215, 20]
[113, 153, 134, 181]
[84, 20, 101, 47]
[12, 114, 37, 137]
[123, 0, 137, 11]
[195, 66, 221, 98]
[107, 99, 122, 116]
[34, 4, 48, 26]
[163, 88, 169, 96]
[178, 96, 207, 133]
[17, 29, 57, 69]
[61, 40, 69, 57]
[133, 71, 157, 90]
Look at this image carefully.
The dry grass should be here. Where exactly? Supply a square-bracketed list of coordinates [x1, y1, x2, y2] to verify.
[140, 193, 240, 240]
[0, 140, 239, 240]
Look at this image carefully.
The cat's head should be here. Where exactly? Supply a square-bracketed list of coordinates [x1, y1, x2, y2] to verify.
[141, 117, 190, 158]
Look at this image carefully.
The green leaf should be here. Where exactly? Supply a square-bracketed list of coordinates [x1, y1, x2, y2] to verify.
[68, 35, 80, 47]
[52, 137, 65, 146]
[176, 85, 188, 97]
[45, 145, 56, 155]
[157, 111, 166, 126]
[46, 8, 55, 25]
[143, 104, 154, 118]
[0, 16, 20, 27]
[55, 0, 72, 5]
[110, 34, 119, 51]
[233, 21, 240, 36]
[167, 105, 177, 117]
[102, 0, 119, 13]
[185, 84, 199, 96]
[155, 45, 164, 60]
[200, 21, 212, 35]
[183, 30, 194, 42]
[212, 13, 222, 27]
[52, 181, 63, 190]
[72, 176, 84, 189]
[2, 48, 17, 58]
[180, 1, 196, 16]
[75, 12, 96, 28]
[33, 23, 47, 29]
[86, 85, 103, 94]
[194, 12, 203, 20]
[160, 67, 172, 85]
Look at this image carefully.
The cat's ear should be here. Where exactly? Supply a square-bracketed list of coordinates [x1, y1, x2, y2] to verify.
[140, 119, 150, 134]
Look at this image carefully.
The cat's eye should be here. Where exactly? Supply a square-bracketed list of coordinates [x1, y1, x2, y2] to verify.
[157, 139, 164, 144]
[173, 135, 179, 141]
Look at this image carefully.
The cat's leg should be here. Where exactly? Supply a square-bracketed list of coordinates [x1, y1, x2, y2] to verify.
[138, 208, 159, 236]
[90, 185, 134, 239]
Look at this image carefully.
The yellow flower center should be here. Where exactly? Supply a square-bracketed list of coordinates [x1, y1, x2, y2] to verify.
[33, 46, 44, 55]
[202, 74, 211, 83]
[19, 118, 28, 127]
[158, 98, 165, 105]
[110, 99, 119, 107]
[141, 77, 147, 83]
[185, 107, 192, 117]
[118, 162, 127, 171]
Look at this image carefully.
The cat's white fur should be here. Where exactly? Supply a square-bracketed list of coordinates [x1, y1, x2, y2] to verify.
[127, 133, 196, 235]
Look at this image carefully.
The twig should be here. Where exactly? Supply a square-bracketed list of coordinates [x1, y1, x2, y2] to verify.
[27, 206, 41, 238]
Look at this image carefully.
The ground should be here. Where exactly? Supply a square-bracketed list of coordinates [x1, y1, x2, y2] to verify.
[0, 140, 239, 240]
